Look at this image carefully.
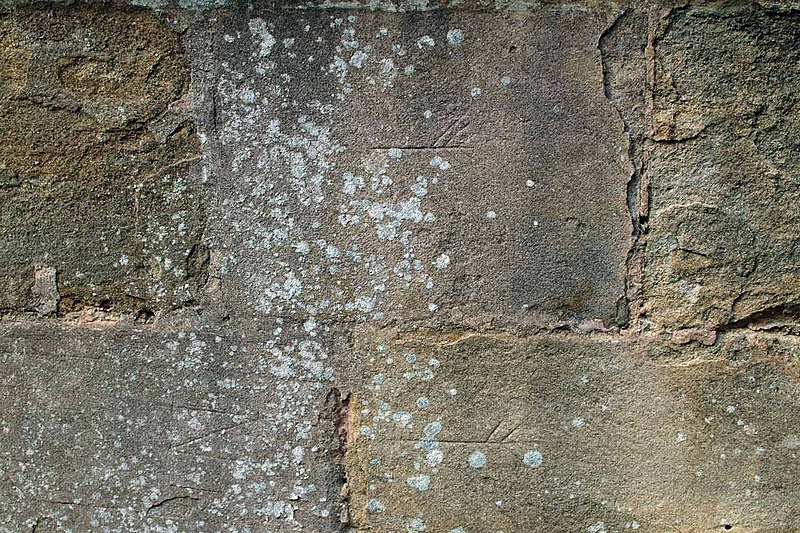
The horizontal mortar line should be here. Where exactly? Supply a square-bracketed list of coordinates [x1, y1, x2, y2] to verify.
[0, 357, 193, 372]
[9, 317, 785, 343]
[388, 438, 532, 444]
[0, 314, 362, 328]
[0, 320, 640, 342]
[282, 6, 516, 12]
[369, 146, 475, 151]
[281, 4, 596, 14]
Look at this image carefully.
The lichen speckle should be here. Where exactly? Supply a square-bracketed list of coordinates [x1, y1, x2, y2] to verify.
[447, 28, 465, 46]
[523, 449, 543, 468]
[368, 498, 387, 513]
[468, 451, 487, 469]
[588, 522, 607, 533]
[4, 4, 799, 533]
[434, 253, 451, 269]
[407, 474, 432, 491]
[417, 35, 436, 48]
[248, 18, 276, 57]
[430, 155, 451, 170]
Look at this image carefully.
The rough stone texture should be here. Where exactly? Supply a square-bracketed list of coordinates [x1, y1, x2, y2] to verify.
[645, 2, 800, 331]
[345, 328, 800, 532]
[0, 318, 348, 531]
[1, 1, 799, 532]
[210, 5, 631, 330]
[0, 4, 206, 316]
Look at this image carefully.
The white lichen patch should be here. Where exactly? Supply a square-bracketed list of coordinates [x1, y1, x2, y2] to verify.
[355, 339, 463, 524]
[216, 18, 452, 322]
[524, 449, 543, 468]
[416, 35, 436, 48]
[209, 17, 482, 528]
[406, 474, 431, 491]
[249, 18, 277, 57]
[447, 28, 465, 46]
[368, 498, 387, 513]
[162, 322, 339, 527]
[433, 253, 450, 269]
[429, 155, 451, 170]
[468, 451, 487, 469]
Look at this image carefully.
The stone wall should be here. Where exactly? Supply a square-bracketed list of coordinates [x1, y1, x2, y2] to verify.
[1, 1, 798, 531]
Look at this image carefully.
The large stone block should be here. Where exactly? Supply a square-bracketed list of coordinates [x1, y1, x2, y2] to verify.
[209, 5, 631, 328]
[0, 319, 348, 531]
[344, 327, 800, 532]
[644, 3, 800, 331]
[0, 4, 206, 316]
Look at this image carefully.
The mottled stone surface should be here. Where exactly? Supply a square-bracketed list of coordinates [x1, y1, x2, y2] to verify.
[0, 4, 205, 315]
[1, 1, 799, 532]
[345, 328, 800, 532]
[0, 318, 348, 531]
[645, 2, 800, 331]
[210, 5, 631, 329]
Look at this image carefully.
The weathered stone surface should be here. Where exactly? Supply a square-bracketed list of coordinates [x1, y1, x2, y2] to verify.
[0, 4, 206, 316]
[210, 6, 631, 329]
[1, 1, 799, 531]
[345, 328, 800, 532]
[0, 319, 347, 531]
[644, 3, 800, 331]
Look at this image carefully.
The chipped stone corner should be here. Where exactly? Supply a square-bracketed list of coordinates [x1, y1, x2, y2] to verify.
[30, 266, 59, 316]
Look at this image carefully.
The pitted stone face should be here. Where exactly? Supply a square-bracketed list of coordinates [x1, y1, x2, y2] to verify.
[0, 320, 349, 531]
[345, 327, 800, 532]
[645, 4, 800, 331]
[0, 4, 204, 315]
